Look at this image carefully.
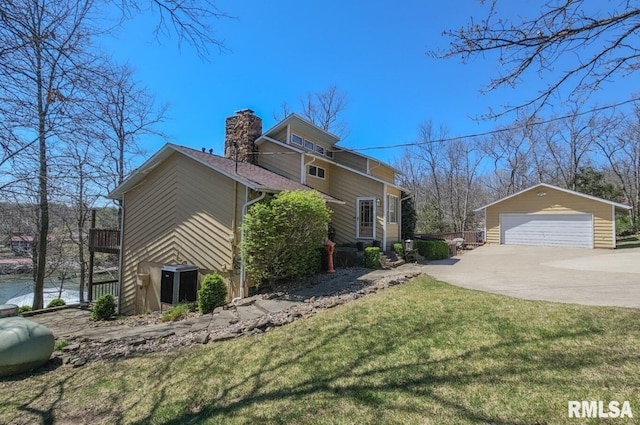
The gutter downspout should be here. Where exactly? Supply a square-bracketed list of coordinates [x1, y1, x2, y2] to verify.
[303, 155, 317, 185]
[233, 187, 266, 304]
[382, 183, 388, 251]
[231, 181, 238, 290]
[116, 196, 126, 315]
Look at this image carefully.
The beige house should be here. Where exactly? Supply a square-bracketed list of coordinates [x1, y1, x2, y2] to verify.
[475, 183, 631, 249]
[109, 110, 405, 315]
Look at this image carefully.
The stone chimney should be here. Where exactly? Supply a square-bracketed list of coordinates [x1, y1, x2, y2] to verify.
[224, 109, 262, 164]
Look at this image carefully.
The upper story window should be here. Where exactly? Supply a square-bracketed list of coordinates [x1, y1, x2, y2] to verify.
[304, 139, 314, 150]
[387, 195, 398, 223]
[308, 165, 326, 179]
[290, 133, 334, 159]
[291, 134, 303, 146]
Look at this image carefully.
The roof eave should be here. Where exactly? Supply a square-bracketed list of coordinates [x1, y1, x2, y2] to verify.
[473, 183, 632, 211]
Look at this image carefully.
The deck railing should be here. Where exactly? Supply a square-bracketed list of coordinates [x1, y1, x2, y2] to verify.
[89, 229, 120, 254]
[91, 279, 119, 301]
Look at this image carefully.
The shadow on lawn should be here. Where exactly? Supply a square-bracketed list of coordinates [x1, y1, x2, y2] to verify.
[617, 235, 640, 249]
[132, 319, 636, 425]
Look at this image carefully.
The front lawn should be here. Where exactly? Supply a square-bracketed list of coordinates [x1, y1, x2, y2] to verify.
[2, 276, 639, 424]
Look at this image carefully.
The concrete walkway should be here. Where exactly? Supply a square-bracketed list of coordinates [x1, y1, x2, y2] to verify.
[422, 245, 640, 309]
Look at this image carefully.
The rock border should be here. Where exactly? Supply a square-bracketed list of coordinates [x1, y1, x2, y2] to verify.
[51, 268, 424, 367]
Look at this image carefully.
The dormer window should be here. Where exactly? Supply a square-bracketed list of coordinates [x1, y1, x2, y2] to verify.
[291, 134, 303, 146]
[304, 139, 314, 150]
[291, 133, 333, 159]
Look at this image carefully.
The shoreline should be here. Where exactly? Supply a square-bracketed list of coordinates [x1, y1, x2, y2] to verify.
[0, 258, 33, 275]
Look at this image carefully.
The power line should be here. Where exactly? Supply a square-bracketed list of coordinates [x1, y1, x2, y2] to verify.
[346, 96, 640, 152]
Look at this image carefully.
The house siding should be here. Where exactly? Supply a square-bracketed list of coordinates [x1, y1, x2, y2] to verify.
[370, 163, 395, 184]
[304, 156, 331, 194]
[333, 150, 368, 173]
[120, 153, 243, 315]
[485, 187, 615, 249]
[270, 127, 288, 143]
[328, 166, 384, 245]
[258, 140, 302, 182]
[386, 186, 402, 246]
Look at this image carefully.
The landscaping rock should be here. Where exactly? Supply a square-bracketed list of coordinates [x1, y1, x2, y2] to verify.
[37, 265, 426, 364]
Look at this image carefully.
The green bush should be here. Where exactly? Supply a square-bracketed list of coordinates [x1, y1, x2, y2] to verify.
[364, 247, 380, 269]
[18, 305, 32, 314]
[198, 273, 227, 314]
[161, 303, 190, 322]
[92, 293, 116, 321]
[47, 298, 66, 308]
[242, 190, 332, 286]
[392, 243, 404, 256]
[415, 239, 449, 260]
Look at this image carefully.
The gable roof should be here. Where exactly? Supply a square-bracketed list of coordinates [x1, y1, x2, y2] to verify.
[108, 143, 344, 204]
[474, 183, 631, 212]
[263, 113, 341, 145]
[259, 114, 404, 178]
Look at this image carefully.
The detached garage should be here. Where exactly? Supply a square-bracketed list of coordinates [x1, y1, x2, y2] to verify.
[475, 183, 631, 249]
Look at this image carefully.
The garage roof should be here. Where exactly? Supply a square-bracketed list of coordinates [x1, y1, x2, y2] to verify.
[474, 183, 632, 212]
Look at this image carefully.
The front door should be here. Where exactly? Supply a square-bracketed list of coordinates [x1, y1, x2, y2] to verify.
[356, 197, 376, 239]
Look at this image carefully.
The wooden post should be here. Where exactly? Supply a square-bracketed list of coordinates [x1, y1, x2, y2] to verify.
[88, 209, 96, 303]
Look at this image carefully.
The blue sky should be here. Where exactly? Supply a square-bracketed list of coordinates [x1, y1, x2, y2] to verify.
[102, 0, 635, 165]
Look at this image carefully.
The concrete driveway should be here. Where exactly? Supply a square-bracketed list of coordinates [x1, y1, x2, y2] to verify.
[422, 245, 640, 309]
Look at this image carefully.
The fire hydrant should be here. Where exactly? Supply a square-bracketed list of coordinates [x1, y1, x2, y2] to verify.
[324, 239, 336, 273]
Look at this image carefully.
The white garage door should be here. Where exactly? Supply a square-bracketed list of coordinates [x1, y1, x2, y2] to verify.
[500, 214, 593, 248]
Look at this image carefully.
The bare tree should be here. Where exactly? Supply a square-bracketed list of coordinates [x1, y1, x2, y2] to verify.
[434, 1, 640, 116]
[0, 0, 103, 309]
[544, 106, 595, 190]
[274, 85, 349, 138]
[596, 106, 640, 230]
[118, 0, 230, 58]
[92, 63, 167, 211]
[481, 115, 543, 198]
[397, 121, 482, 232]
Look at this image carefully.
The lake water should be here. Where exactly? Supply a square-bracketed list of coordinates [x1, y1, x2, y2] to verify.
[0, 275, 84, 305]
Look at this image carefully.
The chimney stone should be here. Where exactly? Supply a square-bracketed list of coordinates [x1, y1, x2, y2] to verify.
[224, 109, 262, 164]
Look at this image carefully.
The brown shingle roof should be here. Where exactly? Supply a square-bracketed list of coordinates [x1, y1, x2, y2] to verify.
[110, 143, 343, 204]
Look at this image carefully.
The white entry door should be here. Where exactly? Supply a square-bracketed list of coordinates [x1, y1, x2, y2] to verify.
[500, 213, 594, 248]
[356, 197, 376, 239]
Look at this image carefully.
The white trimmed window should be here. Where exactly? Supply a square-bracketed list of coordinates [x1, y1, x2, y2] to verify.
[387, 195, 398, 223]
[304, 139, 314, 150]
[291, 133, 303, 146]
[308, 165, 326, 179]
[315, 145, 325, 155]
[325, 150, 333, 159]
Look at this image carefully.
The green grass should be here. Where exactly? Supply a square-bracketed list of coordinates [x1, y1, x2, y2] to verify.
[1, 276, 639, 424]
[161, 303, 191, 322]
[54, 340, 70, 351]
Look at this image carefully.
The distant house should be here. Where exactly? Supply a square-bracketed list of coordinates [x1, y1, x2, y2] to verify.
[10, 235, 33, 257]
[474, 183, 631, 249]
[109, 110, 405, 315]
